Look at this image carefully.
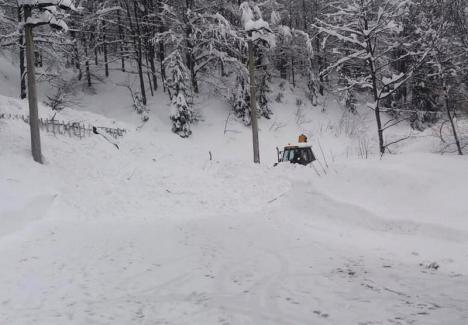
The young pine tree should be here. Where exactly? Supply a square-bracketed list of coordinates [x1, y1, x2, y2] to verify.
[164, 50, 194, 138]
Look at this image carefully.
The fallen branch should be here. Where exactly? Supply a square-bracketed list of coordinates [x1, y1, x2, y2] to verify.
[93, 126, 119, 150]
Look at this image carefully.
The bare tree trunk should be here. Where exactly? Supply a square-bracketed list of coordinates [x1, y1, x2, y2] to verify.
[127, 0, 147, 105]
[159, 42, 166, 90]
[103, 20, 109, 77]
[70, 30, 82, 80]
[94, 46, 98, 66]
[315, 36, 324, 95]
[444, 85, 463, 155]
[291, 56, 295, 88]
[184, 0, 198, 93]
[149, 45, 158, 91]
[145, 50, 154, 96]
[313, 0, 324, 95]
[18, 7, 27, 99]
[156, 0, 166, 90]
[135, 46, 147, 105]
[248, 39, 260, 164]
[279, 48, 287, 80]
[366, 36, 385, 154]
[145, 0, 158, 91]
[83, 35, 92, 87]
[186, 33, 198, 93]
[302, 0, 308, 31]
[24, 6, 42, 164]
[117, 11, 126, 72]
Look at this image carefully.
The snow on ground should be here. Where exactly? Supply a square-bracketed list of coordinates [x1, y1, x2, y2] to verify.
[1, 117, 468, 324]
[1, 59, 468, 324]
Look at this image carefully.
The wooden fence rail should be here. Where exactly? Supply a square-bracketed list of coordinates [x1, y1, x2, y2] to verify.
[0, 113, 126, 139]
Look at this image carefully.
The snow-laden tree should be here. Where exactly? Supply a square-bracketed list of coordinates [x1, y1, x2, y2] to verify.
[155, 2, 252, 131]
[164, 50, 194, 138]
[0, 1, 17, 45]
[422, 0, 468, 154]
[153, 3, 196, 136]
[0, 2, 23, 97]
[230, 74, 251, 124]
[0, 1, 74, 98]
[276, 26, 317, 104]
[153, 1, 199, 93]
[314, 0, 435, 154]
[240, 1, 275, 121]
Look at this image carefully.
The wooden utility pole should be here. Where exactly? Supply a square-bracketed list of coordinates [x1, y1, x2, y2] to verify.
[24, 5, 43, 164]
[248, 38, 260, 164]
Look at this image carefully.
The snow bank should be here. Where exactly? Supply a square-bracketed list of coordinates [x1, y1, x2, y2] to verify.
[315, 153, 468, 229]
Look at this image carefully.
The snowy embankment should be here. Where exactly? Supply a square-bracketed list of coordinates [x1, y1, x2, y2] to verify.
[1, 100, 468, 325]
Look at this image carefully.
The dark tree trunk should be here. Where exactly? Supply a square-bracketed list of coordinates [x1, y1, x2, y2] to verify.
[145, 49, 154, 96]
[316, 36, 324, 95]
[145, 0, 158, 91]
[117, 10, 126, 72]
[156, 0, 166, 90]
[128, 0, 147, 105]
[248, 39, 260, 163]
[444, 83, 463, 155]
[70, 30, 82, 81]
[279, 48, 287, 80]
[159, 41, 166, 90]
[18, 7, 27, 99]
[291, 56, 295, 87]
[94, 46, 98, 66]
[103, 20, 109, 77]
[83, 35, 92, 87]
[365, 27, 384, 154]
[149, 45, 158, 91]
[184, 0, 198, 93]
[185, 33, 198, 93]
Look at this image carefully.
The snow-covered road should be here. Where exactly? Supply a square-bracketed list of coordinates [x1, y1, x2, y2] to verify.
[1, 121, 468, 324]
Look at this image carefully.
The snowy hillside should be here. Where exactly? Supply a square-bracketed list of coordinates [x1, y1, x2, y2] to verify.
[2, 62, 468, 324]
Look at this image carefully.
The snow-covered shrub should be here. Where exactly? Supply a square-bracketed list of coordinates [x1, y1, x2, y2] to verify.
[275, 92, 284, 103]
[170, 92, 192, 137]
[296, 98, 303, 107]
[279, 81, 286, 91]
[45, 86, 68, 111]
[44, 78, 79, 111]
[121, 82, 149, 122]
[343, 89, 357, 114]
[133, 92, 149, 122]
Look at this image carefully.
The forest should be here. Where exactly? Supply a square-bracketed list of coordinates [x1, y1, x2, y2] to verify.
[1, 0, 467, 154]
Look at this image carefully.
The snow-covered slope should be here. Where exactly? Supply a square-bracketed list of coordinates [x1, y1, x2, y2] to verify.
[1, 99, 468, 324]
[1, 54, 467, 324]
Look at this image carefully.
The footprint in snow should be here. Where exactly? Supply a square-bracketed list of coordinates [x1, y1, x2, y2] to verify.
[313, 310, 329, 318]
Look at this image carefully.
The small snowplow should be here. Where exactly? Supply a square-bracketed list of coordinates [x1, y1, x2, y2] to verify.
[275, 134, 316, 166]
